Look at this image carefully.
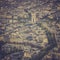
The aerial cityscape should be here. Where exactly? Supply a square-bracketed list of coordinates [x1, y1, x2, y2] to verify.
[0, 0, 60, 60]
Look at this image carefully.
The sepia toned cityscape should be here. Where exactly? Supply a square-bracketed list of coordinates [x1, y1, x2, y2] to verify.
[0, 0, 60, 60]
